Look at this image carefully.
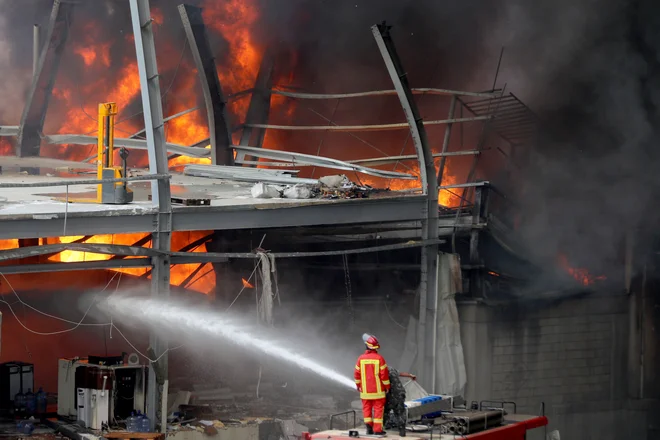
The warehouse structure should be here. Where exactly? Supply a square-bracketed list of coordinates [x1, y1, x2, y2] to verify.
[2, 1, 656, 439]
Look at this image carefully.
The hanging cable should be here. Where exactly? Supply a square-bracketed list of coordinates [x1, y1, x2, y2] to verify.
[109, 323, 183, 364]
[225, 260, 261, 312]
[342, 254, 354, 330]
[0, 271, 118, 335]
[161, 37, 188, 101]
[0, 270, 183, 362]
[383, 299, 406, 329]
[0, 271, 117, 327]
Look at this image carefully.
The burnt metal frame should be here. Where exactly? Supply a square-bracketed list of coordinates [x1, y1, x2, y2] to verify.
[130, 0, 172, 432]
[372, 22, 440, 393]
[178, 4, 234, 166]
[0, 195, 429, 240]
[0, 238, 446, 274]
[16, 0, 73, 158]
[459, 92, 540, 167]
[0, 11, 533, 404]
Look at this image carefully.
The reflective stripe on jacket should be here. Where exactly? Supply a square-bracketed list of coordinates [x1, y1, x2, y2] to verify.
[354, 349, 390, 399]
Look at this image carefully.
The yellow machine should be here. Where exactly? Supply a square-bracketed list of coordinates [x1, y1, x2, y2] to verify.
[97, 102, 133, 204]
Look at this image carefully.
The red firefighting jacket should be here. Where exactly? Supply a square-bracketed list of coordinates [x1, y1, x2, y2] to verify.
[354, 349, 390, 399]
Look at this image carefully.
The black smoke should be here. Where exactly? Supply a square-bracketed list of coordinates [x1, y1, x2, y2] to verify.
[1, 0, 660, 279]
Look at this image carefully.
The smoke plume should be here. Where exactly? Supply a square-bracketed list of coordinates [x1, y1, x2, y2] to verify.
[0, 0, 659, 277]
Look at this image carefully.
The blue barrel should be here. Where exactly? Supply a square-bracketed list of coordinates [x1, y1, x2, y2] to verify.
[25, 389, 36, 415]
[140, 414, 151, 433]
[36, 387, 47, 415]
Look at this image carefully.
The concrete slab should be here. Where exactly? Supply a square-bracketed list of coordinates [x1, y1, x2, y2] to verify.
[0, 171, 412, 217]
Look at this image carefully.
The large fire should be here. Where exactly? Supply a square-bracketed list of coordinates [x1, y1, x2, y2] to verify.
[0, 0, 466, 296]
[46, 232, 216, 296]
[35, 1, 266, 293]
[557, 254, 606, 286]
[0, 235, 215, 296]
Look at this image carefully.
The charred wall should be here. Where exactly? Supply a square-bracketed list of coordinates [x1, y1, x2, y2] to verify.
[458, 291, 656, 439]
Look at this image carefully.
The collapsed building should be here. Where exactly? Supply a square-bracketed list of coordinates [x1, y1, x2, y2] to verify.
[0, 0, 657, 439]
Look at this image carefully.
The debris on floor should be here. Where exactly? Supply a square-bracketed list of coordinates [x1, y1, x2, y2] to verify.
[250, 175, 373, 200]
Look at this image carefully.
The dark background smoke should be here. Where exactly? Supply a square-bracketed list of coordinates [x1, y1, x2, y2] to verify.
[1, 0, 659, 278]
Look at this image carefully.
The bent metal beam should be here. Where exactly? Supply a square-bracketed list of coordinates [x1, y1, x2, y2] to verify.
[179, 4, 234, 166]
[16, 0, 74, 158]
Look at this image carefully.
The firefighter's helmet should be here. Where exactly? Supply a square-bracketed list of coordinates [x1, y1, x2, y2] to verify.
[362, 333, 380, 350]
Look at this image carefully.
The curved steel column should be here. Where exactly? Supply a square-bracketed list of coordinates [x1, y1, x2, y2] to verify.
[372, 22, 440, 392]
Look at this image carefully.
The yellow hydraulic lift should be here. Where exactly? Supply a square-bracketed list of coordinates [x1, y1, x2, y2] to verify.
[96, 102, 133, 204]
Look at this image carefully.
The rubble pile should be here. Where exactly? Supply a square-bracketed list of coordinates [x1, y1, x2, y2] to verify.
[251, 175, 374, 200]
[165, 375, 356, 437]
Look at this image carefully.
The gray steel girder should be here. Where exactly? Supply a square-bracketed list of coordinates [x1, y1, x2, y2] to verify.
[16, 0, 74, 157]
[178, 4, 234, 166]
[0, 196, 428, 240]
[0, 258, 152, 275]
[0, 243, 161, 261]
[130, 0, 173, 432]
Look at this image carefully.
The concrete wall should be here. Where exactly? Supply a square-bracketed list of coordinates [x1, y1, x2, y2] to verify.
[459, 293, 654, 440]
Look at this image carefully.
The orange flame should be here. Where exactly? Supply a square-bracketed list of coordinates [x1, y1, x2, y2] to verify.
[47, 232, 216, 295]
[0, 239, 18, 251]
[242, 277, 254, 289]
[202, 0, 261, 122]
[557, 254, 606, 286]
[359, 162, 461, 207]
[0, 139, 12, 156]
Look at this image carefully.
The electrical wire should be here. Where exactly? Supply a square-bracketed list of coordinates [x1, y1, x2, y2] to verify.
[0, 271, 118, 335]
[0, 270, 183, 363]
[108, 323, 181, 364]
[383, 299, 406, 330]
[225, 260, 261, 312]
[161, 37, 188, 101]
[0, 253, 263, 363]
[0, 271, 117, 327]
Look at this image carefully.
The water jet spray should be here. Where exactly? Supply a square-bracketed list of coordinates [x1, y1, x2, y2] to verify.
[103, 295, 356, 390]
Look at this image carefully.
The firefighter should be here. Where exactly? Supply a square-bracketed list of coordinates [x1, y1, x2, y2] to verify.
[354, 333, 390, 436]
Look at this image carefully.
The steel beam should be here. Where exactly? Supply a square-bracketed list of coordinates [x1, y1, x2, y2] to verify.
[0, 126, 19, 137]
[349, 150, 479, 167]
[230, 145, 416, 180]
[0, 258, 152, 275]
[0, 243, 161, 262]
[178, 4, 234, 166]
[243, 116, 490, 132]
[170, 239, 445, 261]
[270, 87, 500, 99]
[130, 0, 172, 432]
[33, 25, 40, 76]
[372, 22, 439, 392]
[0, 196, 428, 239]
[46, 134, 209, 157]
[238, 49, 274, 166]
[437, 96, 457, 186]
[17, 0, 73, 158]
